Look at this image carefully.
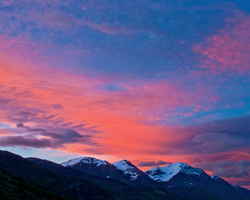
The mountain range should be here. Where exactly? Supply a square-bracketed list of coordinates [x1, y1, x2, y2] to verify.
[0, 150, 249, 200]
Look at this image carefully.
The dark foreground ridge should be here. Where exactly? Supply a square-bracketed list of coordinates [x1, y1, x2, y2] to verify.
[0, 150, 249, 200]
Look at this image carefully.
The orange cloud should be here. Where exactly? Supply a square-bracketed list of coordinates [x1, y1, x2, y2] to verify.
[0, 34, 219, 161]
[2, 34, 248, 186]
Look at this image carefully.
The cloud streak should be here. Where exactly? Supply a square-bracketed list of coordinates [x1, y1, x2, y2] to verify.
[137, 160, 171, 167]
[196, 160, 250, 178]
[192, 133, 249, 154]
[0, 136, 51, 148]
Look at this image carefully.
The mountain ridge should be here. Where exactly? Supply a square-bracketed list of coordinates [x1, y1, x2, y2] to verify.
[0, 150, 249, 200]
[60, 156, 250, 200]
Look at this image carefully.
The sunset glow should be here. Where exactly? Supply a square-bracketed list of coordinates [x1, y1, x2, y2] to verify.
[0, 0, 250, 189]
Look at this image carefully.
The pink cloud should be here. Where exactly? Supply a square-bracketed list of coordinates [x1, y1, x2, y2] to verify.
[194, 13, 250, 75]
[0, 34, 92, 72]
[0, 34, 248, 186]
[0, 34, 220, 158]
[1, 0, 14, 6]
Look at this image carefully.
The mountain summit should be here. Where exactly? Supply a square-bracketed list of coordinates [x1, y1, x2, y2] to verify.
[113, 160, 141, 180]
[61, 157, 123, 180]
[61, 157, 109, 167]
[1, 150, 250, 200]
[145, 162, 250, 200]
[59, 157, 250, 200]
[112, 159, 157, 186]
[145, 162, 208, 182]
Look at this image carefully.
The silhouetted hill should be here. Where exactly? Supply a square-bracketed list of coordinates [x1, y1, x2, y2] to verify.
[0, 150, 249, 200]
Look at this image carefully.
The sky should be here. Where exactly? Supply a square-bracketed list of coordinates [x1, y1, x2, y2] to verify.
[0, 0, 250, 189]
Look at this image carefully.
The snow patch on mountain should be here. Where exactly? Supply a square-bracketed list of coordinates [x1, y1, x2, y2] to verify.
[234, 185, 247, 190]
[211, 176, 219, 180]
[145, 162, 205, 182]
[61, 157, 108, 167]
[113, 160, 140, 180]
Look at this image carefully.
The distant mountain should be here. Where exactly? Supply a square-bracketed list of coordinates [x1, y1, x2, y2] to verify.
[1, 149, 250, 200]
[235, 185, 250, 196]
[27, 157, 151, 200]
[0, 150, 114, 200]
[113, 160, 141, 180]
[145, 162, 250, 200]
[1, 151, 185, 200]
[61, 156, 250, 200]
[28, 157, 184, 200]
[112, 160, 157, 187]
[60, 157, 128, 183]
[60, 157, 157, 187]
[210, 176, 250, 200]
[145, 162, 208, 183]
[61, 157, 109, 168]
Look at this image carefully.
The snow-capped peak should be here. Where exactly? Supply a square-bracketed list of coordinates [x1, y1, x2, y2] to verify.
[113, 160, 133, 170]
[145, 162, 205, 182]
[113, 160, 140, 180]
[61, 157, 108, 167]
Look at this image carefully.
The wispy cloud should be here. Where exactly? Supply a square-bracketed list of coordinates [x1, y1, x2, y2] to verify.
[194, 13, 250, 75]
[1, 0, 250, 189]
[137, 160, 171, 167]
[0, 136, 51, 148]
